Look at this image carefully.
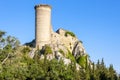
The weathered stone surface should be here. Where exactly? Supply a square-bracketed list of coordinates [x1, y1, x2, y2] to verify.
[28, 28, 88, 65]
[51, 28, 86, 55]
[35, 4, 52, 49]
[34, 4, 87, 61]
[27, 4, 92, 69]
[72, 41, 86, 57]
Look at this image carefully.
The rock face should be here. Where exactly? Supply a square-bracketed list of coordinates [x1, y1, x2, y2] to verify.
[51, 28, 86, 57]
[26, 4, 91, 70]
[27, 28, 88, 67]
[24, 4, 92, 69]
[42, 28, 87, 66]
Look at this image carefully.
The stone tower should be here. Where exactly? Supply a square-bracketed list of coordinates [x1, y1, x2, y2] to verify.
[35, 4, 52, 49]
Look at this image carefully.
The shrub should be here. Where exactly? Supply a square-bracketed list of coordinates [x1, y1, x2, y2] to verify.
[79, 40, 83, 43]
[77, 55, 87, 68]
[44, 45, 52, 54]
[65, 31, 76, 37]
[58, 49, 65, 56]
[21, 46, 31, 54]
[67, 49, 75, 62]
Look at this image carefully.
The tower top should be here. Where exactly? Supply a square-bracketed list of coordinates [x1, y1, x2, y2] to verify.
[34, 4, 52, 9]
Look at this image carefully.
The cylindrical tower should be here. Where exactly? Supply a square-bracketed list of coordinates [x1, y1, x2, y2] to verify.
[35, 4, 52, 49]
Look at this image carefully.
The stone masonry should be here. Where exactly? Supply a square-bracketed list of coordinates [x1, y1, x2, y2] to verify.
[35, 4, 52, 49]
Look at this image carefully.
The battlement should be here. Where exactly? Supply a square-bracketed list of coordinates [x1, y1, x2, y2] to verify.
[35, 4, 51, 9]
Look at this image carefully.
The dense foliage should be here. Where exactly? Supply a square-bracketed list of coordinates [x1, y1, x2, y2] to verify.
[67, 49, 76, 62]
[0, 30, 120, 80]
[77, 55, 87, 68]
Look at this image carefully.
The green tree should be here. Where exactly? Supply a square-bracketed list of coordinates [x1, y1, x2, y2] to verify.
[0, 31, 6, 49]
[108, 64, 117, 80]
[21, 46, 31, 54]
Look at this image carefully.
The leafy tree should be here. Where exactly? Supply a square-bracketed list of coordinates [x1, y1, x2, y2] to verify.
[0, 30, 120, 80]
[108, 64, 117, 80]
[0, 31, 5, 38]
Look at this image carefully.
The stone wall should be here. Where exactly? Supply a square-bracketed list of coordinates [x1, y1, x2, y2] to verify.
[35, 4, 52, 49]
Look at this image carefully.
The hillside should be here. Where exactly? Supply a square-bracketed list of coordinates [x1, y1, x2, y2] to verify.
[26, 28, 90, 69]
[0, 30, 119, 80]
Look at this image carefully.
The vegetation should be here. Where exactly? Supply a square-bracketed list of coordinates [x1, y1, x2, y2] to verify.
[44, 45, 52, 54]
[67, 49, 76, 62]
[77, 55, 87, 68]
[65, 31, 76, 37]
[58, 49, 65, 56]
[0, 30, 120, 80]
[79, 40, 83, 43]
[21, 46, 31, 54]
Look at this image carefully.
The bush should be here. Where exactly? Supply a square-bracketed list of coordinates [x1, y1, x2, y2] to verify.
[58, 49, 65, 56]
[65, 31, 76, 37]
[67, 49, 75, 62]
[21, 46, 31, 54]
[44, 45, 52, 54]
[77, 55, 87, 68]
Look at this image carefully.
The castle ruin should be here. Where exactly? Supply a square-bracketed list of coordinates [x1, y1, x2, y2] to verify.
[27, 4, 88, 66]
[34, 4, 86, 56]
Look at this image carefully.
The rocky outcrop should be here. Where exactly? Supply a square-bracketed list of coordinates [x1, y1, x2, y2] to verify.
[72, 41, 86, 57]
[27, 28, 90, 69]
[51, 28, 87, 56]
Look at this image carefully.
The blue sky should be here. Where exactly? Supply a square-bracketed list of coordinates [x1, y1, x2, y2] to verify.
[0, 0, 120, 73]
